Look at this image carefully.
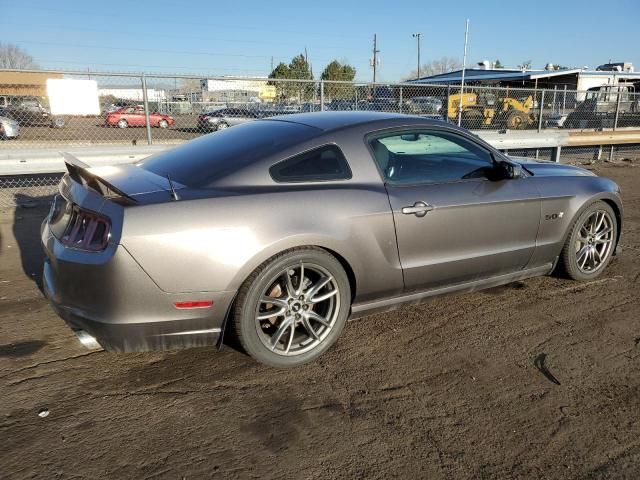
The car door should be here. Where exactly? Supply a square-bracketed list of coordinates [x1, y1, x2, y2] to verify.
[131, 107, 147, 126]
[369, 128, 541, 292]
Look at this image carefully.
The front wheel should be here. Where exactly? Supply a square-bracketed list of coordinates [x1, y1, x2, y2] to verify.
[558, 201, 617, 281]
[117, 119, 128, 129]
[216, 122, 229, 131]
[232, 248, 351, 368]
[158, 119, 169, 128]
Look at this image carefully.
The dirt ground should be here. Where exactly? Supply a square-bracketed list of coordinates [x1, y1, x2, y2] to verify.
[1, 162, 639, 479]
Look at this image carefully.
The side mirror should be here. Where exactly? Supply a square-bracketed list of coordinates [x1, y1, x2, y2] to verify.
[497, 160, 522, 179]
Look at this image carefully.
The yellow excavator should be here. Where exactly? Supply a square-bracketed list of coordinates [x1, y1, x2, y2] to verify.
[445, 91, 535, 129]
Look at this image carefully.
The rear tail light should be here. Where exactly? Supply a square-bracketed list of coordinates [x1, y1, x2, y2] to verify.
[61, 206, 111, 251]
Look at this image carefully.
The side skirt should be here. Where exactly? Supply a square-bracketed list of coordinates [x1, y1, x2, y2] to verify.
[349, 263, 554, 320]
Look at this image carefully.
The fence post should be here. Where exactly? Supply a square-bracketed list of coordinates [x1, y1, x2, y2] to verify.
[537, 89, 545, 133]
[446, 85, 451, 123]
[141, 73, 153, 145]
[320, 81, 325, 111]
[613, 87, 622, 130]
[354, 87, 358, 110]
[399, 86, 403, 113]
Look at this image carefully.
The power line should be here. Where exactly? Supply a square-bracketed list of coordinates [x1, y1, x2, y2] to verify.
[7, 4, 367, 41]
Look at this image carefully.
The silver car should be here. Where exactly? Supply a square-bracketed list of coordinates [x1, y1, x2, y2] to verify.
[197, 108, 259, 132]
[42, 112, 623, 367]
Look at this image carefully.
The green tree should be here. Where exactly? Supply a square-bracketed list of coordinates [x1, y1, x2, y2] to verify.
[288, 54, 314, 101]
[268, 62, 291, 100]
[321, 60, 356, 99]
[494, 59, 503, 69]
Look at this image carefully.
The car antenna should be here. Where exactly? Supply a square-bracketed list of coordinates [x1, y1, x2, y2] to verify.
[166, 174, 180, 201]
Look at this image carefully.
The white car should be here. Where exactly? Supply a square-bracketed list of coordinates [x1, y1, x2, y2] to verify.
[0, 114, 20, 139]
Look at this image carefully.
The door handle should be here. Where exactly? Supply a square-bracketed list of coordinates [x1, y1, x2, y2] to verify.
[402, 201, 434, 217]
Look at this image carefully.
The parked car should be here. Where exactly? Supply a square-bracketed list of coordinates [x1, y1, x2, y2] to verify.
[105, 106, 174, 129]
[42, 112, 622, 368]
[405, 96, 444, 115]
[197, 108, 260, 131]
[101, 101, 131, 114]
[0, 99, 65, 128]
[327, 99, 357, 111]
[0, 111, 20, 139]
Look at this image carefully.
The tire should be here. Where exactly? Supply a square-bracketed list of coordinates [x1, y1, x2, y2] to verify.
[158, 119, 169, 129]
[216, 122, 229, 131]
[505, 110, 529, 130]
[117, 119, 128, 129]
[460, 110, 484, 129]
[51, 117, 66, 128]
[557, 201, 617, 281]
[232, 247, 351, 368]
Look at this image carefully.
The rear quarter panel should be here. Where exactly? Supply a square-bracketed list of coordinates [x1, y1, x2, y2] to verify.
[120, 184, 404, 303]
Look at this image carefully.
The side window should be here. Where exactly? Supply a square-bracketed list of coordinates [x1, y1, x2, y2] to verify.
[369, 130, 494, 185]
[270, 145, 352, 183]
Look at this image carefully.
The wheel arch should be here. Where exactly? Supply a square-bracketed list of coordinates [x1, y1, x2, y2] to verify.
[561, 193, 623, 254]
[231, 242, 358, 302]
[600, 197, 623, 250]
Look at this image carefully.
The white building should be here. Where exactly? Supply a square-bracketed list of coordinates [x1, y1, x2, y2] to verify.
[98, 87, 167, 103]
[200, 77, 272, 102]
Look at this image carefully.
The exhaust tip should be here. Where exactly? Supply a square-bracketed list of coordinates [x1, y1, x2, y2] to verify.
[74, 330, 103, 350]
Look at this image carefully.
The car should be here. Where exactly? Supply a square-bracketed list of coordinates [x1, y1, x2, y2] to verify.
[0, 112, 21, 139]
[197, 108, 260, 131]
[42, 111, 623, 368]
[105, 106, 174, 129]
[405, 96, 444, 115]
[0, 99, 65, 128]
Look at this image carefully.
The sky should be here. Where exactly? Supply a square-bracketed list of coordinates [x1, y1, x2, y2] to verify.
[2, 0, 639, 82]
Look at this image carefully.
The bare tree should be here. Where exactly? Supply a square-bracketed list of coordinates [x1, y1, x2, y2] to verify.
[403, 57, 462, 81]
[0, 43, 39, 69]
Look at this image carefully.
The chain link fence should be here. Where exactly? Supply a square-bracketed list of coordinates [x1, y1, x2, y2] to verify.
[2, 69, 640, 208]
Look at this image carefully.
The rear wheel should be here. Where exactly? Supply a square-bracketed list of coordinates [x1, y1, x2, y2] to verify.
[216, 122, 229, 131]
[558, 201, 617, 281]
[117, 119, 128, 129]
[232, 248, 351, 368]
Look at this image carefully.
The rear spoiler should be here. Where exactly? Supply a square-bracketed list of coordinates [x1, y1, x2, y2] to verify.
[61, 152, 138, 205]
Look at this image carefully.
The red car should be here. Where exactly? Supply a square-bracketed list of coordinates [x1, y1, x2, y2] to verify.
[106, 106, 174, 129]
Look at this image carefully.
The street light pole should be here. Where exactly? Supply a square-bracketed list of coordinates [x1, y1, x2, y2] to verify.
[412, 33, 421, 80]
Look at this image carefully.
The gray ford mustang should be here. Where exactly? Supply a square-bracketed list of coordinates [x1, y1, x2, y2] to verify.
[42, 111, 623, 367]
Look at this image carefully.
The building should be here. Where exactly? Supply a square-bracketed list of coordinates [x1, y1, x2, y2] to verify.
[408, 64, 640, 93]
[97, 87, 167, 103]
[200, 77, 273, 102]
[0, 71, 64, 107]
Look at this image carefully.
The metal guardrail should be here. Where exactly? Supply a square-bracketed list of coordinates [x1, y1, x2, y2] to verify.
[2, 129, 639, 177]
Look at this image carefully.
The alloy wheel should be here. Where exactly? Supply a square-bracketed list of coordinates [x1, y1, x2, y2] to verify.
[574, 209, 614, 274]
[255, 262, 340, 356]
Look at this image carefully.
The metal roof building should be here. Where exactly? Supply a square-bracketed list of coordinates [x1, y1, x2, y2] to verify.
[407, 68, 640, 91]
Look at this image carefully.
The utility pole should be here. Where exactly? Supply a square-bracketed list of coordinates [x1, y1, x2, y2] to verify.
[412, 33, 421, 80]
[371, 34, 380, 84]
[270, 56, 274, 72]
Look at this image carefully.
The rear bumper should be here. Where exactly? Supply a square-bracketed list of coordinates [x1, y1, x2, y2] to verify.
[42, 222, 235, 353]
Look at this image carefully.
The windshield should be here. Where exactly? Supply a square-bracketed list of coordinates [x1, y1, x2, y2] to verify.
[138, 120, 319, 187]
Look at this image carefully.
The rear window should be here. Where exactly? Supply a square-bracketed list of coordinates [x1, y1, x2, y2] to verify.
[139, 120, 319, 187]
[270, 145, 352, 183]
